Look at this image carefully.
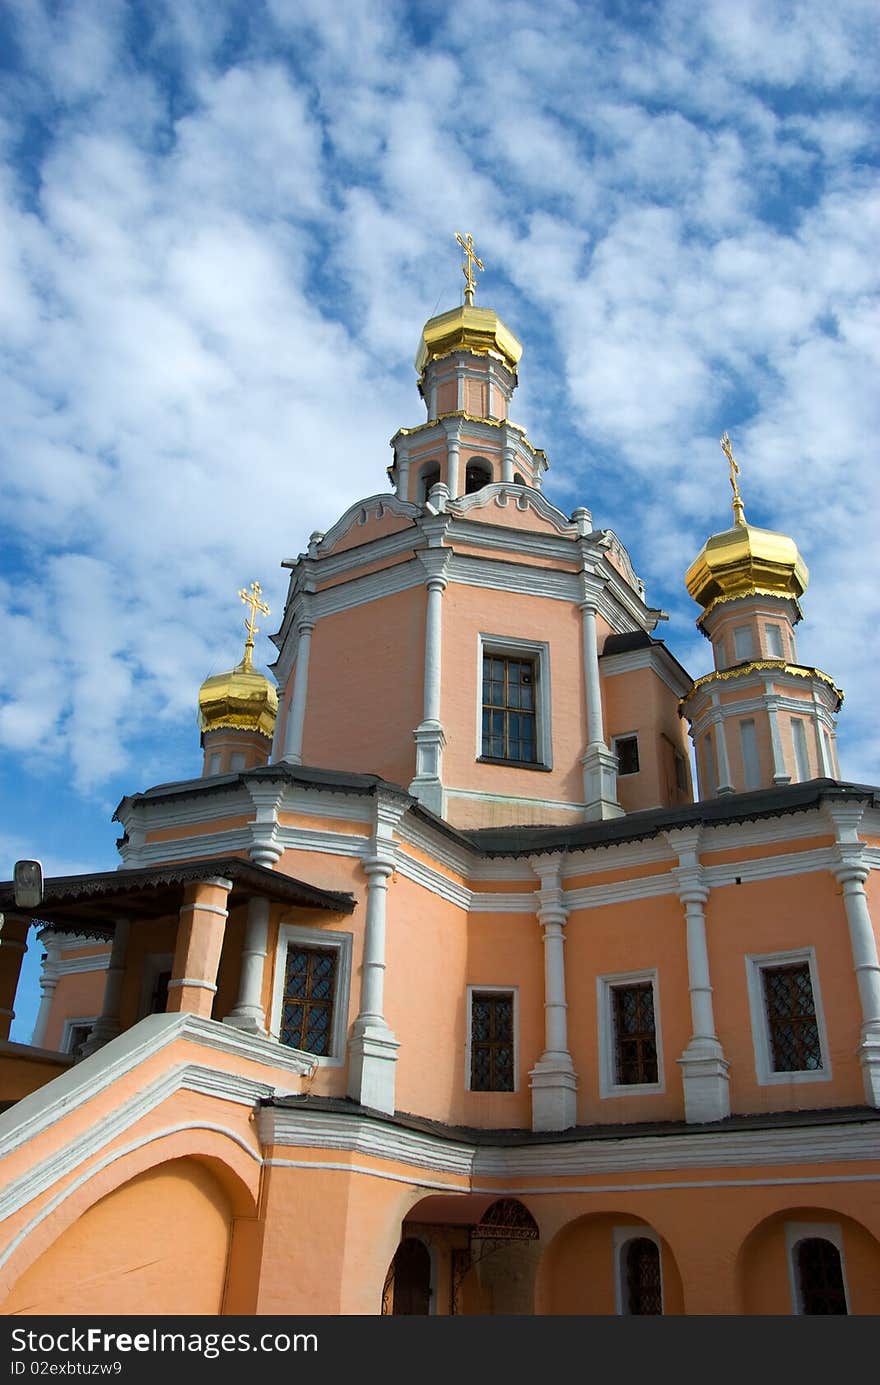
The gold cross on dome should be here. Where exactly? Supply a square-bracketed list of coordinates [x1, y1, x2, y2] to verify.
[238, 581, 270, 667]
[456, 231, 484, 306]
[720, 432, 746, 526]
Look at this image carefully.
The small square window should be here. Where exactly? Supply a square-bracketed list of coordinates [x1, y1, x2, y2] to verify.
[614, 734, 640, 777]
[468, 989, 516, 1091]
[733, 626, 754, 661]
[765, 624, 784, 659]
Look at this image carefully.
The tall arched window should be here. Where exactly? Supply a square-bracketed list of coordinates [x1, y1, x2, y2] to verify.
[513, 472, 527, 486]
[420, 462, 441, 503]
[622, 1236, 663, 1314]
[465, 458, 492, 494]
[795, 1238, 847, 1314]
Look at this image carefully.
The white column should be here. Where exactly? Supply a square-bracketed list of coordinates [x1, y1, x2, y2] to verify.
[711, 699, 735, 794]
[224, 896, 270, 1035]
[348, 796, 403, 1114]
[397, 456, 411, 503]
[281, 615, 315, 765]
[666, 829, 730, 1123]
[409, 550, 451, 816]
[579, 581, 622, 821]
[31, 930, 62, 1048]
[445, 422, 462, 498]
[501, 437, 516, 484]
[827, 803, 880, 1104]
[81, 919, 130, 1056]
[528, 853, 577, 1131]
[765, 689, 790, 785]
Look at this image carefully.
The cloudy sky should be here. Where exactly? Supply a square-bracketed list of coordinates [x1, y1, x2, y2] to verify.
[2, 0, 878, 1038]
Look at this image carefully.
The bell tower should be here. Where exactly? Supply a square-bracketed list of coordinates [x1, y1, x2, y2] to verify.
[681, 436, 842, 796]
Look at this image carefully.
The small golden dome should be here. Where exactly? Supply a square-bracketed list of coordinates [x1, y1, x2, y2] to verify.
[198, 582, 279, 739]
[198, 653, 278, 739]
[686, 520, 809, 610]
[415, 305, 522, 379]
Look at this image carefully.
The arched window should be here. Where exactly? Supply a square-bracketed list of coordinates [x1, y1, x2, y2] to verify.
[419, 462, 441, 503]
[465, 458, 492, 494]
[795, 1238, 847, 1314]
[621, 1236, 662, 1314]
[513, 472, 527, 486]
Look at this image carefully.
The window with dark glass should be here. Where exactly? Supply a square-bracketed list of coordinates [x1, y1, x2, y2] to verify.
[481, 655, 537, 763]
[624, 1238, 663, 1315]
[615, 735, 640, 776]
[465, 460, 492, 493]
[796, 1238, 847, 1314]
[280, 945, 337, 1056]
[65, 1023, 93, 1059]
[470, 991, 514, 1091]
[612, 982, 658, 1085]
[150, 969, 171, 1015]
[762, 963, 821, 1072]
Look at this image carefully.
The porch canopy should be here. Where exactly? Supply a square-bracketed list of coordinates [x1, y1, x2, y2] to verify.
[0, 857, 355, 939]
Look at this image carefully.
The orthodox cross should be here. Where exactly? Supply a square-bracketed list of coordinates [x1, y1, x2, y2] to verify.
[456, 232, 484, 306]
[238, 581, 270, 668]
[720, 432, 746, 526]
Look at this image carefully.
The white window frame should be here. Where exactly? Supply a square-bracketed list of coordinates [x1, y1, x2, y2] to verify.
[60, 1016, 98, 1057]
[613, 1226, 664, 1316]
[765, 623, 784, 659]
[612, 732, 640, 777]
[465, 984, 519, 1093]
[733, 625, 754, 662]
[739, 718, 761, 790]
[745, 947, 831, 1086]
[597, 969, 664, 1098]
[785, 1222, 849, 1315]
[269, 924, 353, 1066]
[476, 634, 552, 769]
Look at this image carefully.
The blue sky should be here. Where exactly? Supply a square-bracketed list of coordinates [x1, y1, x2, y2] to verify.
[2, 0, 878, 1039]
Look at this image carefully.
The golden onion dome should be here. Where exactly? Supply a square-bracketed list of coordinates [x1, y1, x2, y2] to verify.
[685, 520, 809, 610]
[686, 433, 809, 611]
[198, 582, 279, 739]
[415, 304, 522, 379]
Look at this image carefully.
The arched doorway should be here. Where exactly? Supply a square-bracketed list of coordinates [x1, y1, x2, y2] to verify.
[381, 1236, 432, 1315]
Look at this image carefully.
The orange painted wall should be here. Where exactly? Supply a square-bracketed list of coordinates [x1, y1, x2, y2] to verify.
[603, 665, 692, 811]
[537, 1212, 685, 1315]
[43, 971, 107, 1051]
[1, 1159, 231, 1316]
[708, 871, 865, 1112]
[738, 1208, 880, 1314]
[302, 585, 425, 790]
[441, 583, 586, 817]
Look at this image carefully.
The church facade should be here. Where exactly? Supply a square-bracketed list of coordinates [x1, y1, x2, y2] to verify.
[1, 256, 879, 1316]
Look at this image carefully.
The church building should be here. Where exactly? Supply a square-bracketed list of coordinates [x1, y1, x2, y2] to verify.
[1, 239, 878, 1316]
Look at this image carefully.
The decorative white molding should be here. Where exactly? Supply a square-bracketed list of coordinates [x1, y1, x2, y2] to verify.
[601, 646, 692, 699]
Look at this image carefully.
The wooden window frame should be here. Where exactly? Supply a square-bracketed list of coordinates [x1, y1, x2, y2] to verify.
[598, 970, 664, 1098]
[466, 986, 518, 1093]
[270, 924, 352, 1066]
[476, 634, 552, 770]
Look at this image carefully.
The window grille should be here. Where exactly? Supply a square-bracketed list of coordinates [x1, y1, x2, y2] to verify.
[280, 945, 337, 1056]
[625, 1238, 663, 1315]
[481, 655, 537, 763]
[796, 1238, 847, 1314]
[470, 992, 514, 1091]
[762, 963, 821, 1071]
[612, 982, 658, 1085]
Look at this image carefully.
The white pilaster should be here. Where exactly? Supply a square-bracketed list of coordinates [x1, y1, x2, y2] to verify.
[223, 896, 270, 1035]
[579, 579, 622, 821]
[501, 441, 516, 484]
[826, 802, 880, 1105]
[280, 613, 315, 765]
[527, 853, 578, 1131]
[814, 699, 834, 777]
[665, 828, 730, 1123]
[765, 687, 791, 785]
[247, 784, 284, 867]
[81, 919, 131, 1056]
[444, 420, 462, 498]
[31, 929, 62, 1048]
[348, 794, 404, 1114]
[409, 549, 451, 817]
[710, 698, 735, 794]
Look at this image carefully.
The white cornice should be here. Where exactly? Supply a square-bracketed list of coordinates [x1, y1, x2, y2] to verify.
[258, 1107, 880, 1180]
[317, 493, 420, 557]
[53, 952, 110, 976]
[600, 646, 693, 699]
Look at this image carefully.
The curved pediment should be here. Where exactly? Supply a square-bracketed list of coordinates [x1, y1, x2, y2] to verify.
[449, 484, 577, 537]
[318, 494, 421, 557]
